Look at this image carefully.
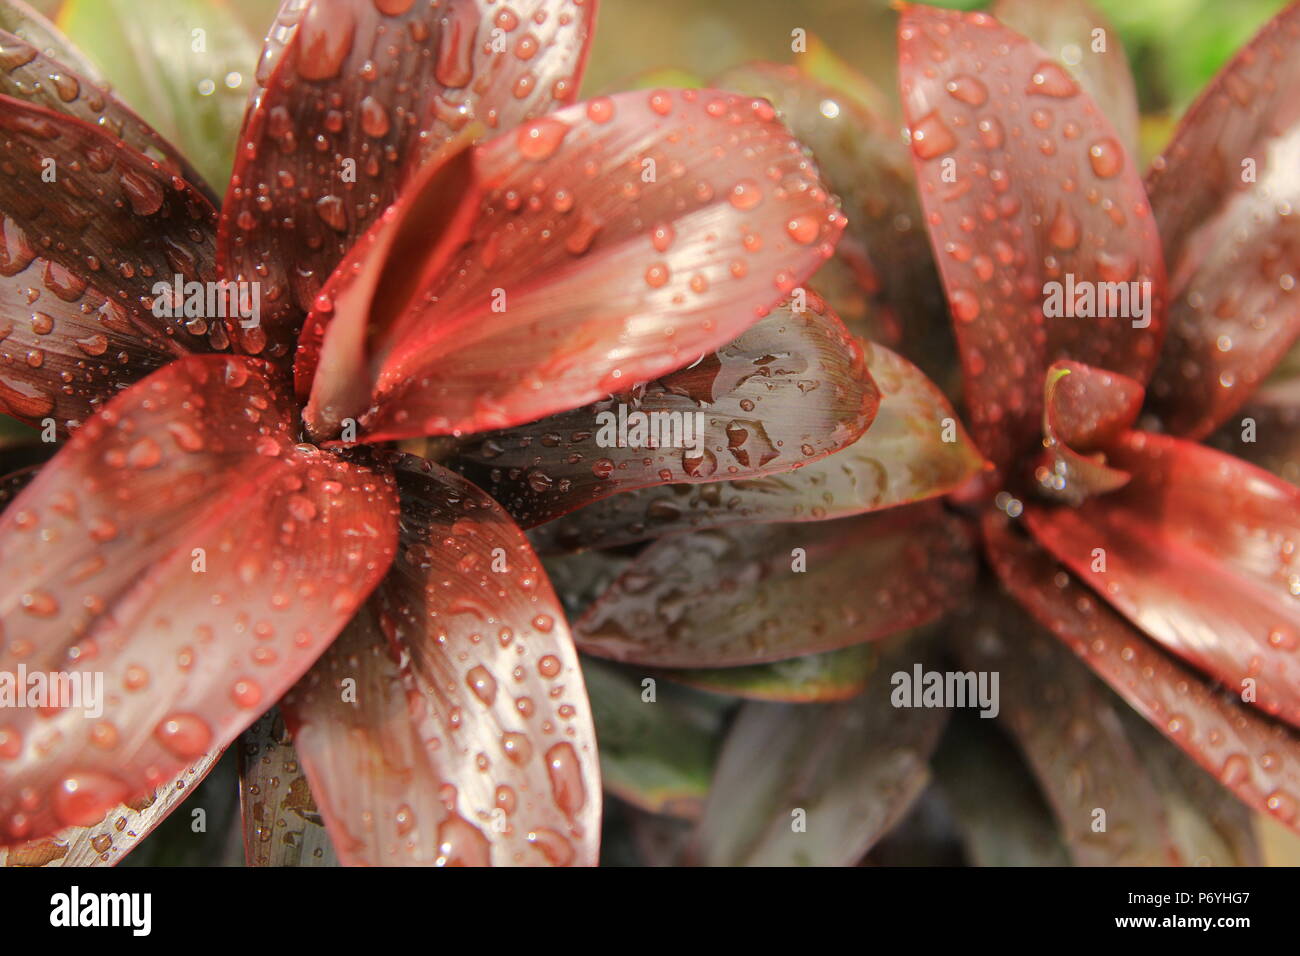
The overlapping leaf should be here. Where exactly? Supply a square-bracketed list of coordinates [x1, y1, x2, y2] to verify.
[0, 95, 222, 431]
[1145, 2, 1300, 438]
[992, 0, 1140, 161]
[898, 4, 1165, 472]
[984, 513, 1300, 832]
[452, 295, 878, 527]
[304, 88, 846, 441]
[0, 24, 206, 189]
[574, 503, 974, 668]
[0, 750, 220, 866]
[531, 341, 982, 551]
[281, 453, 600, 866]
[218, 0, 597, 360]
[0, 354, 398, 846]
[583, 658, 726, 821]
[951, 594, 1179, 865]
[694, 633, 947, 866]
[712, 60, 957, 390]
[239, 710, 338, 867]
[1035, 359, 1142, 503]
[1024, 431, 1300, 728]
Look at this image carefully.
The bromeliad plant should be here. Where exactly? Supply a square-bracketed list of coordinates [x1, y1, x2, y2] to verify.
[0, 0, 863, 866]
[478, 0, 1300, 866]
[2, 0, 1299, 868]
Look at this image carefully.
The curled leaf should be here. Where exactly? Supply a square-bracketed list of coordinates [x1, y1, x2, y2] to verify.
[1035, 359, 1142, 503]
[218, 0, 597, 360]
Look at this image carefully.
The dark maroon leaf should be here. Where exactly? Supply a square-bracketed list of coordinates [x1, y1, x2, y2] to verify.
[951, 592, 1180, 865]
[574, 503, 975, 668]
[0, 26, 211, 196]
[984, 512, 1300, 833]
[282, 453, 600, 866]
[218, 0, 597, 362]
[1024, 430, 1300, 728]
[530, 341, 983, 551]
[452, 294, 878, 528]
[694, 631, 947, 866]
[898, 4, 1165, 473]
[1144, 2, 1300, 438]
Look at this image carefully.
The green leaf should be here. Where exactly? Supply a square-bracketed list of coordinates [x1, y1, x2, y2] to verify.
[583, 658, 728, 821]
[58, 0, 260, 191]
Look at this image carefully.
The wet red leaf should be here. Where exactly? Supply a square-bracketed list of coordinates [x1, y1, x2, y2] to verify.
[340, 89, 844, 441]
[281, 453, 600, 866]
[0, 354, 398, 846]
[984, 513, 1300, 833]
[452, 293, 878, 527]
[530, 340, 983, 551]
[991, 0, 1139, 162]
[0, 95, 224, 430]
[898, 4, 1165, 472]
[1024, 430, 1300, 728]
[0, 25, 211, 196]
[574, 502, 974, 668]
[1144, 2, 1300, 439]
[218, 0, 597, 362]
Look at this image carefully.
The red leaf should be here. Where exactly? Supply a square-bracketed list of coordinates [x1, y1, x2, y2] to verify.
[1035, 359, 1142, 502]
[983, 513, 1300, 832]
[991, 0, 1140, 162]
[0, 354, 398, 847]
[712, 60, 957, 391]
[573, 503, 975, 668]
[951, 593, 1180, 865]
[530, 340, 983, 551]
[281, 453, 600, 866]
[1024, 430, 1300, 728]
[0, 95, 223, 431]
[0, 25, 212, 197]
[1144, 2, 1300, 438]
[1207, 377, 1300, 483]
[0, 750, 221, 866]
[339, 89, 845, 441]
[451, 293, 878, 527]
[218, 0, 597, 363]
[898, 4, 1165, 472]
